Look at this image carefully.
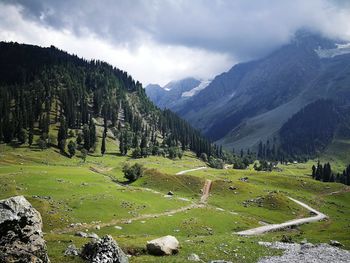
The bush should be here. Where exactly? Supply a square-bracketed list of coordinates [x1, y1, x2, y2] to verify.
[36, 138, 47, 150]
[69, 130, 75, 138]
[131, 147, 141, 158]
[80, 148, 88, 162]
[233, 159, 247, 169]
[200, 153, 208, 162]
[68, 140, 76, 157]
[18, 128, 27, 144]
[177, 150, 183, 159]
[208, 157, 224, 169]
[254, 160, 273, 171]
[123, 163, 144, 182]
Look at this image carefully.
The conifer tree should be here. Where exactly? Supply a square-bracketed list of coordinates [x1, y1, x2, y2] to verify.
[57, 115, 68, 153]
[101, 132, 106, 156]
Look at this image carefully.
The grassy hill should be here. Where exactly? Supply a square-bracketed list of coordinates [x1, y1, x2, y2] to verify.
[1, 142, 350, 262]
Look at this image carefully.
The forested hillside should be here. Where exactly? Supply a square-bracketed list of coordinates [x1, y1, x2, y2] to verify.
[0, 42, 215, 158]
[279, 100, 342, 158]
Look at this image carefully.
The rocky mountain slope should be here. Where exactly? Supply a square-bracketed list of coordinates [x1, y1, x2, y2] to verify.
[171, 31, 350, 154]
[145, 78, 210, 111]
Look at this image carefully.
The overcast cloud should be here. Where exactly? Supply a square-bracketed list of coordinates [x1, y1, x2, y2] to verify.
[1, 0, 350, 85]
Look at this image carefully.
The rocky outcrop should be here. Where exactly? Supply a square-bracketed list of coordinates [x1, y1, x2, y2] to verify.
[80, 235, 128, 263]
[146, 235, 179, 255]
[258, 241, 350, 263]
[64, 244, 79, 256]
[0, 196, 50, 263]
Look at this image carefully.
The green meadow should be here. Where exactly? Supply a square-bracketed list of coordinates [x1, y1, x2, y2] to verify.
[1, 142, 349, 263]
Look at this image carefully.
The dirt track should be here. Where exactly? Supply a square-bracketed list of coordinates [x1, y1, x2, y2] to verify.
[236, 197, 327, 235]
[176, 166, 207, 175]
[200, 179, 212, 203]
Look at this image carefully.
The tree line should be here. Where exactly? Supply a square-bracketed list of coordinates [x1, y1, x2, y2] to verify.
[312, 162, 350, 185]
[0, 42, 218, 159]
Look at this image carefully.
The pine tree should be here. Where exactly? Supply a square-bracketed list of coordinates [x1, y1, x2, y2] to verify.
[83, 124, 90, 151]
[68, 140, 76, 158]
[89, 116, 96, 150]
[119, 133, 124, 155]
[311, 165, 316, 179]
[57, 115, 68, 153]
[101, 132, 106, 156]
[28, 129, 34, 146]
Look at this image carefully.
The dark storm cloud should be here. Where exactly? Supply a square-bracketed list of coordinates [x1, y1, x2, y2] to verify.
[3, 0, 350, 60]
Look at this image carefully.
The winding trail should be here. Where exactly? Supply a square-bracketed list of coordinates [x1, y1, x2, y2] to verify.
[176, 166, 207, 175]
[53, 168, 213, 234]
[236, 197, 327, 236]
[54, 203, 205, 234]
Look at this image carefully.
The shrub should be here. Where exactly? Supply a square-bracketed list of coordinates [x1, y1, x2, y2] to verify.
[200, 153, 208, 162]
[123, 163, 144, 182]
[68, 140, 76, 157]
[80, 148, 88, 162]
[131, 147, 141, 158]
[208, 157, 224, 169]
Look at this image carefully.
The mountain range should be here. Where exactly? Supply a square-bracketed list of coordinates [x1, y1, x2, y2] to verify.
[146, 31, 350, 157]
[145, 78, 210, 111]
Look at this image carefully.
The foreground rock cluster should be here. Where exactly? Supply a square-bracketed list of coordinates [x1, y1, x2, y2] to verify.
[258, 241, 350, 263]
[0, 196, 50, 263]
[80, 235, 129, 263]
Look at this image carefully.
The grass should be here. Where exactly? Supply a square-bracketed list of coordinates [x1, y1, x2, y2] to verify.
[1, 141, 350, 262]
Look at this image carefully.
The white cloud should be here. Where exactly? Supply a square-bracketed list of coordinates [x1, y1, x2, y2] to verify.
[0, 2, 234, 86]
[1, 0, 350, 85]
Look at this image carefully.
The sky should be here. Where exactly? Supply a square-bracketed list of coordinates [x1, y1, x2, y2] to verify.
[1, 0, 350, 86]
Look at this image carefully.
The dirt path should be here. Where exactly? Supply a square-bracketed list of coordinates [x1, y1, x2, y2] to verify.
[53, 174, 213, 235]
[176, 166, 207, 175]
[54, 203, 205, 234]
[236, 197, 327, 235]
[324, 186, 350, 196]
[200, 179, 212, 203]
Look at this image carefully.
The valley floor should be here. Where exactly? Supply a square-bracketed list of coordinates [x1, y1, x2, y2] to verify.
[1, 143, 350, 262]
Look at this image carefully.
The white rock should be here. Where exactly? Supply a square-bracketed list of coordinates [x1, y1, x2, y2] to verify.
[146, 235, 179, 255]
[188, 253, 201, 261]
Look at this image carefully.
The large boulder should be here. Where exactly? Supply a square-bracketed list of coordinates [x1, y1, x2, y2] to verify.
[146, 235, 179, 256]
[0, 196, 50, 263]
[80, 235, 128, 263]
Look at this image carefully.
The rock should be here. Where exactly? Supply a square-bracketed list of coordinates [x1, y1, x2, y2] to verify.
[301, 243, 314, 249]
[209, 261, 232, 263]
[64, 244, 79, 256]
[280, 235, 293, 243]
[229, 186, 237, 190]
[81, 235, 128, 263]
[188, 253, 201, 261]
[167, 191, 174, 196]
[0, 195, 50, 263]
[239, 177, 248, 182]
[114, 226, 123, 230]
[329, 240, 343, 247]
[146, 235, 179, 255]
[75, 231, 88, 238]
[87, 233, 99, 239]
[300, 239, 308, 245]
[95, 225, 101, 230]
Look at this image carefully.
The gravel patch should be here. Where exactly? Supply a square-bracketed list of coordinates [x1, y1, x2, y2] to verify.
[258, 242, 350, 263]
